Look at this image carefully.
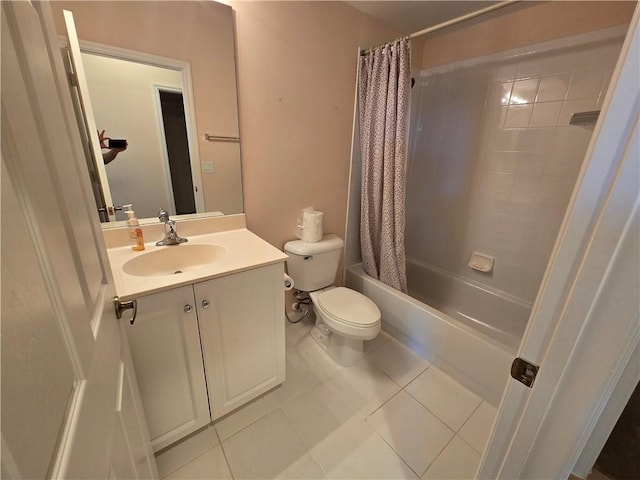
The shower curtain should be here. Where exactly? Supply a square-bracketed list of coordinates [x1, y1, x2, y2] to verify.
[358, 38, 410, 293]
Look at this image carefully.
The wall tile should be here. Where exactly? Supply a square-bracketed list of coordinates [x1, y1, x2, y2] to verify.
[516, 153, 547, 176]
[567, 70, 605, 100]
[486, 172, 515, 194]
[500, 82, 514, 105]
[504, 104, 533, 128]
[489, 152, 519, 173]
[493, 63, 517, 81]
[405, 36, 619, 303]
[515, 128, 557, 153]
[515, 58, 542, 80]
[507, 195, 538, 220]
[536, 74, 571, 102]
[543, 154, 583, 178]
[511, 78, 540, 104]
[494, 129, 519, 151]
[529, 101, 562, 127]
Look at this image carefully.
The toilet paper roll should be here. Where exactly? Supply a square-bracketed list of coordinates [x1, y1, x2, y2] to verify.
[301, 211, 323, 243]
[284, 273, 294, 291]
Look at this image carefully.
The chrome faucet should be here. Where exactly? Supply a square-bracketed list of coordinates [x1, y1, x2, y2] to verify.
[156, 209, 188, 246]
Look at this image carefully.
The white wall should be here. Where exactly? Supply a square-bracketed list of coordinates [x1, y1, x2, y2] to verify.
[405, 30, 625, 303]
[83, 53, 182, 218]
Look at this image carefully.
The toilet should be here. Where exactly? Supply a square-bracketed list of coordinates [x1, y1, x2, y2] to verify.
[284, 234, 381, 366]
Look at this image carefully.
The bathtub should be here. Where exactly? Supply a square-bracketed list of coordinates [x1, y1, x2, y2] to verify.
[345, 262, 530, 405]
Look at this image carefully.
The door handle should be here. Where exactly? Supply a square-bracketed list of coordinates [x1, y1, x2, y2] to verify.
[114, 296, 137, 325]
[201, 299, 210, 309]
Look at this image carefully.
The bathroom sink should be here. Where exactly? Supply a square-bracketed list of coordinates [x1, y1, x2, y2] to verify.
[122, 244, 228, 277]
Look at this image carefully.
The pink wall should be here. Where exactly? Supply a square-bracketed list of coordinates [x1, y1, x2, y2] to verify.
[229, 1, 398, 252]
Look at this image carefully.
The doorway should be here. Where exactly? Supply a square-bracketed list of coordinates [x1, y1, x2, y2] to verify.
[157, 89, 196, 215]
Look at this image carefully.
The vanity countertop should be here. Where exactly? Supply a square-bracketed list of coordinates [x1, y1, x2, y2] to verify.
[108, 228, 288, 300]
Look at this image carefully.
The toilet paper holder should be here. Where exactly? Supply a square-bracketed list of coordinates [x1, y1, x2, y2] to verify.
[284, 273, 294, 291]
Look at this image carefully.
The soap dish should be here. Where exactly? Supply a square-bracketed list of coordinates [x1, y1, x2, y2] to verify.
[468, 252, 494, 273]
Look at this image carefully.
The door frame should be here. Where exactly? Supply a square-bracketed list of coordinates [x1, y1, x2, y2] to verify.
[479, 6, 639, 479]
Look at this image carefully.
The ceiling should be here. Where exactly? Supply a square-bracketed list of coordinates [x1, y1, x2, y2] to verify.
[345, 1, 501, 35]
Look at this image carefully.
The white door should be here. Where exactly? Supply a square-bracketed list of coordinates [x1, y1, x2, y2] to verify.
[1, 2, 155, 478]
[479, 8, 640, 479]
[62, 9, 116, 222]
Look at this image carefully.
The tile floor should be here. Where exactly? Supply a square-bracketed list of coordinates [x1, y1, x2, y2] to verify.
[156, 318, 498, 479]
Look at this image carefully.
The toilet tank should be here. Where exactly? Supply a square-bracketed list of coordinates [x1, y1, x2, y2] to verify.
[284, 234, 344, 292]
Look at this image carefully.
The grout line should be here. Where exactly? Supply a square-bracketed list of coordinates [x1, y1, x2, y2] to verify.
[217, 436, 236, 480]
[365, 387, 405, 418]
[402, 384, 469, 436]
[212, 395, 275, 443]
[423, 434, 457, 478]
[155, 425, 221, 478]
[363, 330, 392, 355]
[368, 427, 424, 480]
[213, 336, 334, 444]
[159, 443, 223, 480]
[210, 426, 235, 480]
[456, 433, 485, 456]
[458, 400, 484, 433]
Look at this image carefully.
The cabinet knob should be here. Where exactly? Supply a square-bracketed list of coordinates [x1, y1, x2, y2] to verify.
[184, 304, 193, 313]
[201, 299, 210, 309]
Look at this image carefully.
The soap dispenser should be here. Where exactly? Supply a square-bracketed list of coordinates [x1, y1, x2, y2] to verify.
[123, 204, 145, 251]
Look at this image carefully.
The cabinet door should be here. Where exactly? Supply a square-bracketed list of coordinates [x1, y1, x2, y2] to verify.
[196, 264, 285, 418]
[126, 286, 210, 451]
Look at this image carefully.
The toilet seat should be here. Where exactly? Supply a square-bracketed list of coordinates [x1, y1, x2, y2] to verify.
[310, 287, 381, 340]
[315, 287, 380, 327]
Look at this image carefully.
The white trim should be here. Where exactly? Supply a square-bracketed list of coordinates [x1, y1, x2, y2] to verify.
[90, 283, 108, 340]
[116, 361, 125, 413]
[49, 380, 87, 479]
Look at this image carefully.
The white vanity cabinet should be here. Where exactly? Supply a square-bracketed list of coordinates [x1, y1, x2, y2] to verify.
[126, 286, 210, 452]
[195, 263, 286, 418]
[126, 262, 285, 451]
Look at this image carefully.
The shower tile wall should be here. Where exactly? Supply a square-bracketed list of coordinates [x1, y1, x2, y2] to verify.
[406, 36, 623, 304]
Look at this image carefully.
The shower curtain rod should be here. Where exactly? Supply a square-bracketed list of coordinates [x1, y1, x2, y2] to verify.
[361, 0, 520, 55]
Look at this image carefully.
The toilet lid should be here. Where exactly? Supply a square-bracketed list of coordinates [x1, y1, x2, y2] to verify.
[316, 287, 380, 327]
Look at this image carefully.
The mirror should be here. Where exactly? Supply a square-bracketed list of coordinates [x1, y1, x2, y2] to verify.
[51, 0, 243, 224]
